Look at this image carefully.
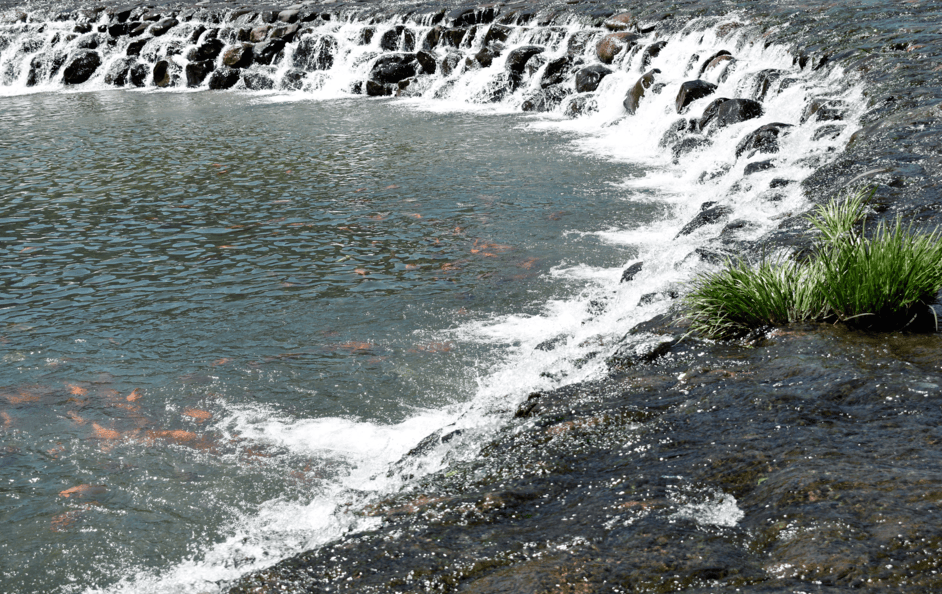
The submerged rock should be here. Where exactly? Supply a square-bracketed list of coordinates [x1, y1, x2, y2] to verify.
[696, 49, 731, 77]
[603, 12, 635, 31]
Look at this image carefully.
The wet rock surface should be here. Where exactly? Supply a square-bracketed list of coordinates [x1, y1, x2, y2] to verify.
[231, 325, 942, 593]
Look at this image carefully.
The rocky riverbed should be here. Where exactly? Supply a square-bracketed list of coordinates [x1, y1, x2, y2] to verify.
[230, 321, 942, 593]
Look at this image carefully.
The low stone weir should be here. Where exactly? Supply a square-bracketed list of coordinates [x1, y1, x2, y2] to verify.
[3, 0, 942, 592]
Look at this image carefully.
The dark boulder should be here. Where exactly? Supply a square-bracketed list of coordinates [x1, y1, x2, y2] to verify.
[505, 45, 543, 75]
[293, 35, 337, 70]
[207, 66, 240, 89]
[358, 27, 375, 45]
[249, 25, 270, 43]
[111, 5, 133, 22]
[750, 68, 784, 101]
[623, 68, 659, 115]
[152, 60, 172, 87]
[271, 24, 300, 42]
[446, 5, 496, 27]
[700, 98, 762, 131]
[473, 46, 501, 68]
[422, 26, 442, 50]
[574, 64, 612, 93]
[280, 69, 306, 90]
[103, 56, 134, 86]
[370, 53, 417, 84]
[185, 59, 214, 87]
[62, 50, 101, 85]
[483, 24, 511, 45]
[800, 98, 847, 123]
[735, 123, 792, 158]
[620, 261, 643, 283]
[641, 40, 667, 69]
[150, 18, 178, 37]
[812, 124, 844, 142]
[188, 25, 207, 43]
[243, 72, 274, 90]
[126, 38, 147, 57]
[381, 26, 416, 52]
[107, 22, 133, 37]
[254, 39, 286, 65]
[677, 204, 733, 237]
[659, 118, 697, 148]
[696, 50, 731, 78]
[278, 9, 299, 23]
[596, 32, 639, 64]
[222, 43, 254, 68]
[671, 136, 710, 164]
[603, 12, 635, 32]
[702, 54, 736, 82]
[607, 336, 677, 370]
[441, 28, 468, 48]
[564, 94, 598, 118]
[697, 98, 730, 130]
[521, 84, 571, 112]
[415, 50, 436, 74]
[744, 160, 775, 175]
[187, 38, 224, 62]
[128, 22, 148, 37]
[129, 63, 148, 87]
[365, 80, 393, 97]
[540, 56, 570, 88]
[440, 52, 463, 76]
[675, 79, 716, 113]
[75, 34, 98, 50]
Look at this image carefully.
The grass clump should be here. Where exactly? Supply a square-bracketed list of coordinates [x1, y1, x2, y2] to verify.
[685, 187, 942, 339]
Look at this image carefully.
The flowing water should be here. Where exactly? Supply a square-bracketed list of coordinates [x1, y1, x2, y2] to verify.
[0, 3, 874, 592]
